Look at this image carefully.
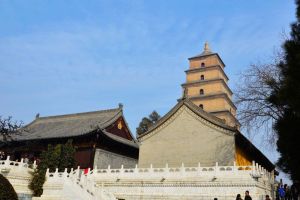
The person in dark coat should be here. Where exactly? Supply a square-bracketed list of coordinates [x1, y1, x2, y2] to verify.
[236, 194, 243, 200]
[265, 195, 271, 200]
[244, 191, 252, 200]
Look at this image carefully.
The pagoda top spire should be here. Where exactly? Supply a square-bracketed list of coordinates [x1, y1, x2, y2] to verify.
[203, 42, 211, 53]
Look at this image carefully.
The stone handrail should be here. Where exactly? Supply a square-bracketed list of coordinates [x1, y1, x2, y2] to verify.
[91, 161, 273, 181]
[0, 156, 37, 170]
[44, 161, 273, 186]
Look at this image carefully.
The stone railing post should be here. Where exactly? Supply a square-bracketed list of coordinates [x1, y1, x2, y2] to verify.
[79, 170, 85, 185]
[5, 156, 10, 166]
[54, 168, 58, 179]
[19, 159, 24, 169]
[63, 168, 68, 178]
[120, 165, 124, 175]
[93, 165, 97, 177]
[215, 162, 219, 176]
[180, 163, 185, 176]
[149, 164, 153, 173]
[134, 164, 138, 174]
[233, 161, 237, 173]
[75, 166, 80, 178]
[197, 162, 201, 175]
[252, 161, 255, 174]
[33, 160, 37, 169]
[46, 168, 49, 177]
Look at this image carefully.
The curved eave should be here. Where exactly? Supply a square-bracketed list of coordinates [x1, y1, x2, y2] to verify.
[182, 78, 233, 96]
[188, 53, 225, 67]
[138, 99, 237, 140]
[185, 65, 229, 81]
[102, 130, 139, 149]
[120, 112, 138, 142]
[187, 93, 237, 110]
[97, 108, 123, 129]
[210, 110, 241, 127]
[235, 132, 275, 171]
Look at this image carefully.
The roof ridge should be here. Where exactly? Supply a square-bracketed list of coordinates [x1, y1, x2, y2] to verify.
[138, 98, 236, 139]
[36, 107, 121, 120]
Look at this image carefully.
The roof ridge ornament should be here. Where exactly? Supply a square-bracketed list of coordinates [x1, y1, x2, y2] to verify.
[182, 88, 188, 100]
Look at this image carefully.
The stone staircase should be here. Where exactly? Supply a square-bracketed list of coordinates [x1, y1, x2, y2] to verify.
[33, 167, 116, 200]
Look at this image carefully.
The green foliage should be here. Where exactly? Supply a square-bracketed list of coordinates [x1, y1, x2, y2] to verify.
[29, 169, 46, 197]
[29, 140, 76, 196]
[59, 139, 76, 171]
[0, 174, 18, 200]
[268, 0, 300, 182]
[136, 111, 161, 136]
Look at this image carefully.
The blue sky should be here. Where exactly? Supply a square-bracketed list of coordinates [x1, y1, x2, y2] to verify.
[0, 0, 296, 181]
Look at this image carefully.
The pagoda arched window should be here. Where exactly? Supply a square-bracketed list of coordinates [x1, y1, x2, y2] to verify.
[201, 62, 205, 67]
[200, 89, 204, 95]
[200, 75, 204, 80]
[199, 104, 204, 109]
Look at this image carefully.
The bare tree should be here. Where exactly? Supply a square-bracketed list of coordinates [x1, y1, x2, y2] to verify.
[0, 116, 23, 143]
[235, 53, 284, 144]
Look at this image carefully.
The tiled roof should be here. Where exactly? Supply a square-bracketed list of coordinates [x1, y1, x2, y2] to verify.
[16, 108, 123, 141]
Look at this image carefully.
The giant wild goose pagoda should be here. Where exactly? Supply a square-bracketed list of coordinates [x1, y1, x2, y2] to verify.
[0, 43, 277, 200]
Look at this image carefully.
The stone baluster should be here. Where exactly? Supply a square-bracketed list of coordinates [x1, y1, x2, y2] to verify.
[120, 165, 124, 175]
[233, 161, 237, 173]
[164, 163, 169, 177]
[256, 163, 259, 174]
[63, 168, 68, 178]
[107, 165, 111, 174]
[54, 168, 58, 179]
[180, 163, 185, 176]
[79, 170, 85, 185]
[134, 164, 138, 174]
[75, 166, 80, 178]
[33, 160, 37, 169]
[93, 165, 97, 177]
[252, 161, 255, 175]
[197, 162, 201, 175]
[258, 165, 262, 174]
[69, 168, 74, 181]
[46, 168, 50, 177]
[149, 164, 153, 173]
[215, 162, 219, 176]
[5, 156, 10, 166]
[19, 158, 24, 169]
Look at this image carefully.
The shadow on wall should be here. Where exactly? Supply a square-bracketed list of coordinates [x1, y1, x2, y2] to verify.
[215, 137, 235, 166]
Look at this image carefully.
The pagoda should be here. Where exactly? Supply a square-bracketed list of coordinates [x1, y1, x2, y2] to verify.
[182, 42, 240, 128]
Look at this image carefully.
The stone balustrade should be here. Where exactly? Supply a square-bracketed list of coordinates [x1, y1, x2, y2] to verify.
[42, 161, 274, 200]
[0, 156, 36, 200]
[0, 156, 37, 171]
[80, 161, 273, 182]
[0, 157, 275, 200]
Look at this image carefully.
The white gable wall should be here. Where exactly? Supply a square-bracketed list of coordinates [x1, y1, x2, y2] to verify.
[138, 105, 236, 168]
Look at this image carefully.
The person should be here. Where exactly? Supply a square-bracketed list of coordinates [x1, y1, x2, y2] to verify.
[245, 191, 252, 200]
[284, 184, 291, 200]
[266, 195, 271, 200]
[236, 194, 243, 200]
[291, 183, 299, 200]
[279, 185, 286, 200]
